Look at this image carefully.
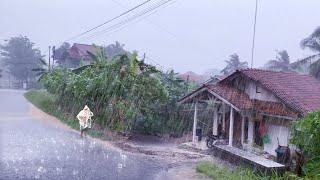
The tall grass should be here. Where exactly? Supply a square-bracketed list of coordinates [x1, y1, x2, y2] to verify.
[24, 90, 103, 138]
[196, 161, 303, 180]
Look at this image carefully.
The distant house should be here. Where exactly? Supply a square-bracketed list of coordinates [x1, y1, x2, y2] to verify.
[58, 43, 100, 68]
[179, 69, 320, 167]
[178, 71, 208, 84]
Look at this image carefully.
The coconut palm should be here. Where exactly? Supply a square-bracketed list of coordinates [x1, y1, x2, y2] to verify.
[32, 58, 49, 81]
[265, 50, 292, 72]
[299, 27, 320, 78]
[221, 53, 248, 75]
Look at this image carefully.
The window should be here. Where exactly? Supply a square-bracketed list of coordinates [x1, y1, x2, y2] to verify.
[256, 85, 261, 93]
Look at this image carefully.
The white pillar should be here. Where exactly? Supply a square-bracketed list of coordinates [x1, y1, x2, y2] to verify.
[222, 104, 226, 133]
[228, 107, 234, 146]
[192, 101, 198, 143]
[248, 119, 254, 145]
[241, 116, 245, 145]
[213, 105, 218, 136]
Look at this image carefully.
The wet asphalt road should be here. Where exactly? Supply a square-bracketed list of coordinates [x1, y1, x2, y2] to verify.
[0, 89, 167, 180]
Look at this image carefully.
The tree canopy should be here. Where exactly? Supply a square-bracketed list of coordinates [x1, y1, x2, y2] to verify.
[103, 41, 130, 59]
[220, 53, 248, 75]
[53, 42, 70, 61]
[0, 36, 44, 82]
[299, 27, 320, 79]
[264, 50, 292, 72]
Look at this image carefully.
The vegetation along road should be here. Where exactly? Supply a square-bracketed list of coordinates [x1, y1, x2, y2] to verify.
[0, 89, 168, 180]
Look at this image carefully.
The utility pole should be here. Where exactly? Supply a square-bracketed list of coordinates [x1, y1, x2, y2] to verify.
[52, 46, 55, 70]
[250, 0, 258, 68]
[48, 46, 51, 71]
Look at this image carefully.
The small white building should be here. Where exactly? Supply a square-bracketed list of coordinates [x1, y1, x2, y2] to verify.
[179, 69, 320, 157]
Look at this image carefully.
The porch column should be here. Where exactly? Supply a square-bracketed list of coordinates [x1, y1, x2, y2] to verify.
[248, 119, 254, 145]
[241, 116, 245, 145]
[228, 107, 234, 146]
[222, 104, 226, 133]
[192, 101, 198, 143]
[213, 105, 218, 136]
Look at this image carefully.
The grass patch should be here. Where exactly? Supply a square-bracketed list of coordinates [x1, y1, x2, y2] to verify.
[196, 161, 301, 180]
[24, 90, 102, 137]
[24, 90, 57, 114]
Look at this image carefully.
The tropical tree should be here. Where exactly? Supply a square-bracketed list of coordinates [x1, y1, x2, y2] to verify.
[299, 27, 320, 79]
[264, 50, 292, 71]
[103, 41, 130, 59]
[32, 58, 49, 81]
[53, 42, 70, 62]
[0, 36, 44, 83]
[221, 53, 248, 75]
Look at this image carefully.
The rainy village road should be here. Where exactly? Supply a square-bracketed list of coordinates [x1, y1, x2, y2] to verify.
[0, 89, 168, 180]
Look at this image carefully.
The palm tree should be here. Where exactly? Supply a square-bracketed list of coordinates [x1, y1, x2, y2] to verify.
[221, 53, 248, 75]
[298, 27, 320, 78]
[264, 50, 291, 72]
[32, 58, 49, 81]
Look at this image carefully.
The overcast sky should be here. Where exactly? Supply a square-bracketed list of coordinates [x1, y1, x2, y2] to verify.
[1, 0, 319, 74]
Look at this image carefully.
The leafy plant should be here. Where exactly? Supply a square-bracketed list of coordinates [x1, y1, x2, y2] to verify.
[40, 53, 193, 136]
[291, 110, 320, 178]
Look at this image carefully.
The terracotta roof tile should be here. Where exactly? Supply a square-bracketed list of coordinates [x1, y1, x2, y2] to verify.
[68, 43, 100, 60]
[237, 69, 320, 115]
[206, 83, 252, 110]
[252, 100, 299, 118]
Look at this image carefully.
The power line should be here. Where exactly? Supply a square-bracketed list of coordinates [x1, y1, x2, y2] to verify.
[250, 0, 258, 68]
[60, 0, 153, 44]
[83, 0, 174, 42]
[109, 0, 179, 40]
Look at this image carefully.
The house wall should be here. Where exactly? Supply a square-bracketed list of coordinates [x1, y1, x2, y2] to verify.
[231, 75, 279, 102]
[263, 121, 291, 156]
[245, 81, 279, 102]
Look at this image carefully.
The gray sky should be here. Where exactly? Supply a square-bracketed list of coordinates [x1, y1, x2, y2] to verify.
[1, 0, 319, 74]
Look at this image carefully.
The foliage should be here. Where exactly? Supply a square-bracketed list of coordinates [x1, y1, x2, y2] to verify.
[40, 53, 192, 136]
[291, 111, 320, 178]
[53, 42, 71, 61]
[196, 161, 302, 180]
[299, 26, 320, 79]
[24, 90, 103, 137]
[309, 58, 320, 79]
[221, 53, 248, 75]
[103, 41, 131, 59]
[0, 36, 44, 82]
[32, 58, 49, 81]
[265, 50, 292, 72]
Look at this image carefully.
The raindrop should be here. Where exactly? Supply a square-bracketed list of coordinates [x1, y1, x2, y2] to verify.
[56, 167, 62, 174]
[118, 163, 123, 169]
[72, 170, 79, 176]
[37, 166, 45, 173]
[121, 154, 127, 161]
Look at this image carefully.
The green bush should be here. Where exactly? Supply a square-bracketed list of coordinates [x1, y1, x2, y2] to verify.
[291, 111, 320, 178]
[39, 53, 194, 136]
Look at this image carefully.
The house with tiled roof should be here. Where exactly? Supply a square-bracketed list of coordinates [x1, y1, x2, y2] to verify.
[58, 43, 101, 68]
[179, 68, 320, 170]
